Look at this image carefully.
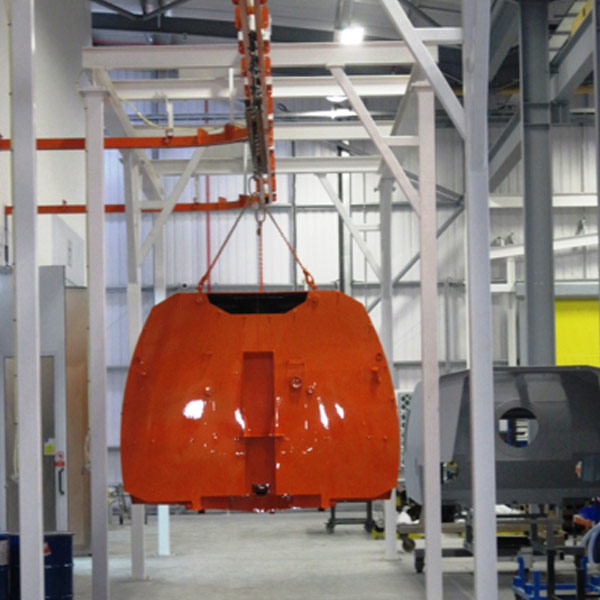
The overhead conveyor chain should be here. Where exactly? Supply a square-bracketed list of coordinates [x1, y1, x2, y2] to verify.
[234, 0, 277, 204]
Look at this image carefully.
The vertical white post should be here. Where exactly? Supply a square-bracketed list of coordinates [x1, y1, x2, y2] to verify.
[379, 177, 397, 560]
[83, 87, 110, 600]
[124, 153, 146, 579]
[506, 258, 517, 366]
[153, 225, 170, 557]
[463, 1, 498, 598]
[10, 1, 44, 598]
[417, 84, 442, 599]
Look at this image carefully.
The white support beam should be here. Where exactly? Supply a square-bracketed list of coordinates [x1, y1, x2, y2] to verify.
[416, 83, 443, 600]
[379, 0, 466, 139]
[379, 177, 397, 561]
[93, 69, 164, 202]
[82, 40, 444, 71]
[139, 148, 205, 263]
[151, 155, 382, 177]
[114, 74, 412, 101]
[11, 1, 44, 599]
[489, 193, 600, 208]
[83, 87, 110, 600]
[133, 121, 397, 142]
[123, 154, 146, 580]
[463, 0, 498, 598]
[330, 67, 421, 215]
[153, 223, 171, 557]
[124, 153, 141, 281]
[317, 174, 382, 280]
[490, 232, 598, 259]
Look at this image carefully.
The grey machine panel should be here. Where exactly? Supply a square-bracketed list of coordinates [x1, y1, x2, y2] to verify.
[405, 367, 600, 506]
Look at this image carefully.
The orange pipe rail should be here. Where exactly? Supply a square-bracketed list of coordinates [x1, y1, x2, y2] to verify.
[0, 124, 248, 151]
[4, 198, 250, 216]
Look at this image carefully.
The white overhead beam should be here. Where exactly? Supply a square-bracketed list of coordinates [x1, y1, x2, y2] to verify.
[139, 148, 205, 263]
[317, 174, 382, 281]
[330, 66, 421, 215]
[151, 155, 382, 176]
[490, 193, 599, 208]
[133, 121, 396, 142]
[114, 75, 412, 101]
[379, 0, 467, 138]
[83, 40, 439, 70]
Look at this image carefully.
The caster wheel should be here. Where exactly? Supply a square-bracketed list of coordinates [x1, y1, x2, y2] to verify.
[402, 537, 416, 553]
[415, 557, 424, 573]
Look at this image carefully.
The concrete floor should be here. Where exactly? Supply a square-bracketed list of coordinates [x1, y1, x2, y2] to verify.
[73, 511, 558, 599]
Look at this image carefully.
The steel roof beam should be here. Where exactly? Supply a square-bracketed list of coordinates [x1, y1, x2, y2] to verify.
[489, 0, 519, 80]
[551, 11, 593, 101]
[489, 10, 594, 191]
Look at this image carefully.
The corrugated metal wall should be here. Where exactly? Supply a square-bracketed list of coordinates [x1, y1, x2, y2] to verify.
[102, 123, 599, 482]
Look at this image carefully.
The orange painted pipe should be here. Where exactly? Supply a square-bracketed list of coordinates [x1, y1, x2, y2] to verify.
[121, 291, 400, 512]
[0, 124, 248, 151]
[3, 198, 250, 216]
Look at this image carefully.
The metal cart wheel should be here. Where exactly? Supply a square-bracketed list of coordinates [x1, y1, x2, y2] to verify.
[415, 556, 424, 573]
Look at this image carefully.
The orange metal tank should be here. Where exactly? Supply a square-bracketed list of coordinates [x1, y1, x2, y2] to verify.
[121, 291, 399, 511]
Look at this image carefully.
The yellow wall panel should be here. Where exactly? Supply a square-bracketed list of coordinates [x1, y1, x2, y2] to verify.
[555, 299, 600, 367]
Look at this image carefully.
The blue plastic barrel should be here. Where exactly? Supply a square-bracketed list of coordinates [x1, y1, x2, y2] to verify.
[9, 533, 73, 600]
[0, 535, 9, 600]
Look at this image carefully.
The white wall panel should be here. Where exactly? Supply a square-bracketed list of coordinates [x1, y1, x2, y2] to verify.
[296, 211, 339, 285]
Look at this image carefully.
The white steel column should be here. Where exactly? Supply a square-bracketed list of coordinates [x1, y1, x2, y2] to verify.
[10, 1, 44, 598]
[463, 1, 498, 598]
[83, 87, 110, 600]
[506, 258, 518, 366]
[416, 84, 442, 599]
[153, 226, 170, 557]
[379, 177, 397, 560]
[593, 1, 600, 354]
[124, 154, 146, 579]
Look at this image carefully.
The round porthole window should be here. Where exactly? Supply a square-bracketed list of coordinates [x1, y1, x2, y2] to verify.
[498, 408, 538, 448]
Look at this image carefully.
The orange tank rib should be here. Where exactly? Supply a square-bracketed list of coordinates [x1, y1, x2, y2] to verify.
[121, 291, 399, 511]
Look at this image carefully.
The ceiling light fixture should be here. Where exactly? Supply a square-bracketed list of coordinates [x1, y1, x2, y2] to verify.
[339, 25, 364, 45]
[326, 94, 348, 104]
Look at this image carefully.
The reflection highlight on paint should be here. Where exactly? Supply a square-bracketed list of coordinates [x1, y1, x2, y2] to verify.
[234, 408, 246, 429]
[335, 403, 345, 419]
[183, 399, 207, 420]
[318, 401, 329, 430]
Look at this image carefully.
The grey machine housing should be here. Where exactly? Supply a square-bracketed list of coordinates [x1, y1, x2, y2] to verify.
[405, 366, 600, 506]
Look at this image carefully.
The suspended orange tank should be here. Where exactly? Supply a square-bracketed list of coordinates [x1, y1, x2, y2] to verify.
[121, 291, 399, 511]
